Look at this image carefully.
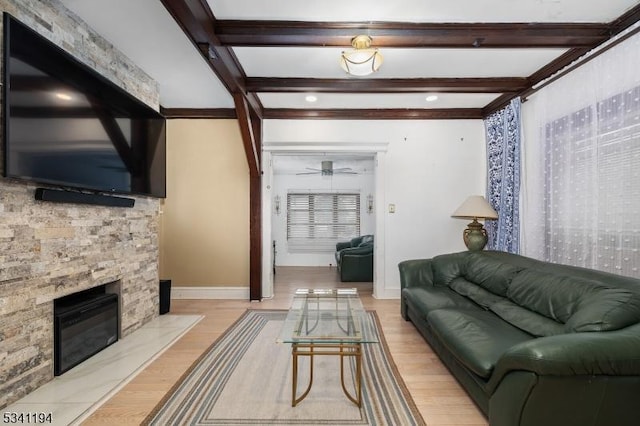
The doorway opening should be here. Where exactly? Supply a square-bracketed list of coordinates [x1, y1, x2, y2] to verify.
[262, 149, 385, 299]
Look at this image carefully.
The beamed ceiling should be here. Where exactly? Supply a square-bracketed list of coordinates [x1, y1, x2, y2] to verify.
[165, 0, 640, 119]
[60, 0, 640, 120]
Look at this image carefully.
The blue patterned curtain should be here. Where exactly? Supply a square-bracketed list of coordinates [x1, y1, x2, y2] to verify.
[484, 98, 521, 253]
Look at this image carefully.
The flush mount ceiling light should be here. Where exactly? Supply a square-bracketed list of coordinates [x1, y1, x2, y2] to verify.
[340, 35, 383, 76]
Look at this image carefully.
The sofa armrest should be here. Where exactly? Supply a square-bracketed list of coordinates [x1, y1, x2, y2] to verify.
[398, 259, 435, 290]
[489, 323, 640, 392]
[339, 245, 373, 259]
[340, 251, 373, 282]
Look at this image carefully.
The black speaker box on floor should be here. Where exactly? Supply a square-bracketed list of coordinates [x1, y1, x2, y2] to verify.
[35, 188, 135, 207]
[159, 279, 171, 315]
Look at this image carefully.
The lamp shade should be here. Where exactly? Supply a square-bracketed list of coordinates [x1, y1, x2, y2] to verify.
[451, 196, 498, 220]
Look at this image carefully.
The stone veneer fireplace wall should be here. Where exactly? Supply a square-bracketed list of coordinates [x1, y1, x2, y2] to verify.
[0, 0, 162, 408]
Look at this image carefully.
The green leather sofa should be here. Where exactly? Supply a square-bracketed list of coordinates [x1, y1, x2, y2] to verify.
[399, 250, 640, 426]
[335, 235, 373, 282]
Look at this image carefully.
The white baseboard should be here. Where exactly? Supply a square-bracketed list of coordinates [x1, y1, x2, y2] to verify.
[373, 288, 401, 299]
[171, 286, 250, 300]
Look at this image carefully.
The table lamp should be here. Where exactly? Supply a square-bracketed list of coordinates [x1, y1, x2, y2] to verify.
[451, 195, 498, 251]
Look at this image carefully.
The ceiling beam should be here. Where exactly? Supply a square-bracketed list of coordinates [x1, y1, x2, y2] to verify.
[160, 107, 484, 120]
[519, 7, 640, 102]
[482, 46, 593, 115]
[610, 3, 640, 35]
[234, 93, 261, 177]
[162, 3, 640, 121]
[236, 93, 263, 301]
[264, 108, 483, 120]
[246, 77, 529, 94]
[216, 20, 610, 48]
[161, 107, 236, 119]
[160, 0, 263, 117]
[482, 4, 640, 116]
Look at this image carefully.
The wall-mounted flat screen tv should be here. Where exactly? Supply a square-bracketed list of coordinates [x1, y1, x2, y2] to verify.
[2, 14, 166, 198]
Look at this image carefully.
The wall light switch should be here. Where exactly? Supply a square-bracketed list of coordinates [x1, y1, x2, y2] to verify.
[388, 204, 396, 213]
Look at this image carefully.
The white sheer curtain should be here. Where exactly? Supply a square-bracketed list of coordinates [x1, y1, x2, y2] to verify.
[522, 30, 640, 278]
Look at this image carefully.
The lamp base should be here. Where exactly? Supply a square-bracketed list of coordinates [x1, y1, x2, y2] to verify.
[463, 219, 488, 251]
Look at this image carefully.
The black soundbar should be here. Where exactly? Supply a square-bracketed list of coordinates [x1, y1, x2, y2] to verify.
[35, 188, 135, 207]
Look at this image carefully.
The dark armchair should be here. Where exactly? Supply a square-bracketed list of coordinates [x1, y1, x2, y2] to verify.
[335, 235, 374, 282]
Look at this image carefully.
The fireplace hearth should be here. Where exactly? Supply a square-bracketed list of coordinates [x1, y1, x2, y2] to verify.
[54, 287, 119, 375]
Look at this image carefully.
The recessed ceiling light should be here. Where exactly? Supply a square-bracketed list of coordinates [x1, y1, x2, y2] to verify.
[425, 95, 438, 102]
[55, 92, 73, 101]
[305, 95, 318, 103]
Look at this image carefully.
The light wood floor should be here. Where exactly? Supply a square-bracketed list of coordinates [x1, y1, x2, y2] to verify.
[83, 267, 488, 425]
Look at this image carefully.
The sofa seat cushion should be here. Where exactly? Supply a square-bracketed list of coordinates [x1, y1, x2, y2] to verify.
[428, 309, 534, 379]
[403, 287, 480, 317]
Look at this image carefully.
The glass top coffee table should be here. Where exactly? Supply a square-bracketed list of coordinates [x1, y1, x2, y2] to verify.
[277, 288, 378, 407]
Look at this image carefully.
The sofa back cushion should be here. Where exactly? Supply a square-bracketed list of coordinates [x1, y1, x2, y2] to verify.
[449, 277, 504, 309]
[489, 299, 566, 336]
[432, 251, 524, 293]
[432, 252, 469, 286]
[449, 276, 567, 337]
[564, 288, 640, 332]
[464, 253, 524, 296]
[507, 270, 640, 332]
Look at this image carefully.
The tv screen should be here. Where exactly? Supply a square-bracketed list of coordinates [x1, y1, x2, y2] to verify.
[2, 14, 166, 198]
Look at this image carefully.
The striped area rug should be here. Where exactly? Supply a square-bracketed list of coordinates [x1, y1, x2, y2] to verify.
[144, 309, 425, 426]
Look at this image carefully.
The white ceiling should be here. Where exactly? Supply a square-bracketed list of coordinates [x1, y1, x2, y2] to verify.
[60, 0, 640, 110]
[61, 0, 234, 108]
[233, 47, 568, 78]
[207, 0, 637, 23]
[258, 92, 501, 109]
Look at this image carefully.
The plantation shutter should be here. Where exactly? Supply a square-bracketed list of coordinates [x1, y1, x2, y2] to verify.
[287, 192, 360, 252]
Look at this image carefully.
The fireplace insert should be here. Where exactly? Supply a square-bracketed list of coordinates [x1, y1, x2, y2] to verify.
[54, 291, 119, 375]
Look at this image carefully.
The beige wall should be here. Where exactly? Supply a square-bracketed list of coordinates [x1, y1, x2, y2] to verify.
[160, 119, 250, 287]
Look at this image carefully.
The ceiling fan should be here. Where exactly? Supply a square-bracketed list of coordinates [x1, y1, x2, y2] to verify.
[296, 160, 358, 176]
